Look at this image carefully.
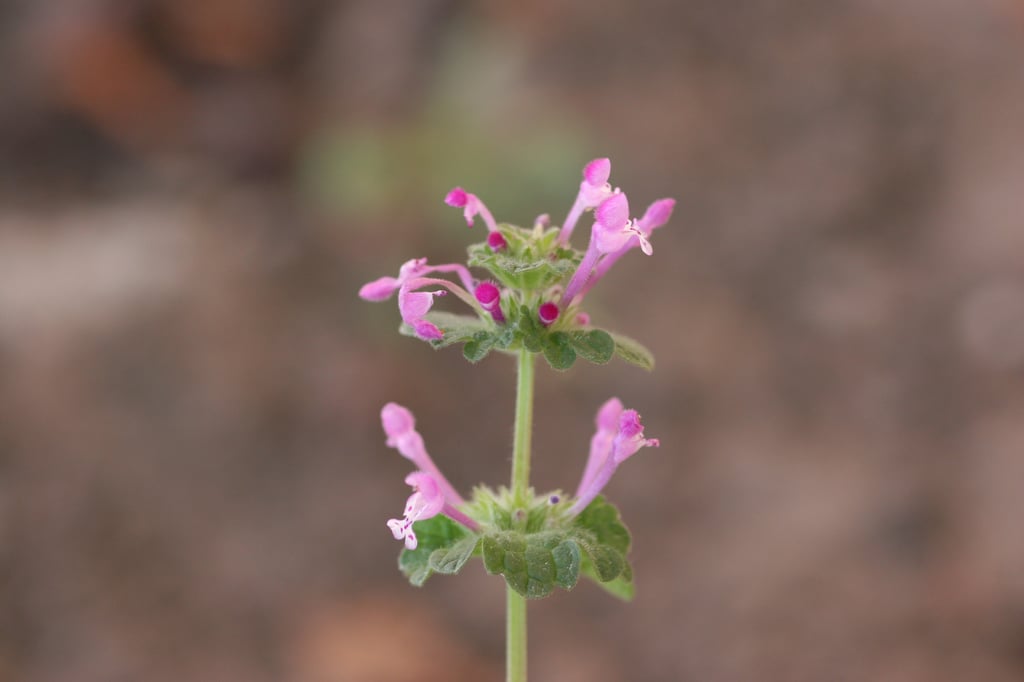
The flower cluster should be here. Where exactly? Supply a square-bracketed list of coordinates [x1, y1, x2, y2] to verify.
[361, 158, 672, 600]
[358, 158, 675, 370]
[382, 399, 655, 569]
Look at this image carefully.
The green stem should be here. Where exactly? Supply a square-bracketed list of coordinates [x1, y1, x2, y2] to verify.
[507, 586, 527, 682]
[511, 348, 535, 503]
[507, 348, 534, 682]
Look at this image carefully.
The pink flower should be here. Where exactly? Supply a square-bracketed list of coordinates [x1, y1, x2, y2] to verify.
[359, 260, 481, 341]
[569, 400, 659, 516]
[584, 198, 675, 294]
[475, 282, 505, 323]
[381, 402, 464, 505]
[381, 404, 479, 549]
[445, 187, 499, 232]
[387, 472, 446, 550]
[557, 158, 618, 245]
[359, 258, 475, 302]
[538, 301, 560, 327]
[560, 194, 675, 309]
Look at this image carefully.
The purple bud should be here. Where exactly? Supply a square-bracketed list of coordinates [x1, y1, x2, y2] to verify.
[474, 282, 505, 323]
[487, 231, 507, 251]
[538, 302, 560, 327]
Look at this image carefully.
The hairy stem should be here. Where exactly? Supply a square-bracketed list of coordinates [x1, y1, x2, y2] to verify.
[507, 348, 535, 682]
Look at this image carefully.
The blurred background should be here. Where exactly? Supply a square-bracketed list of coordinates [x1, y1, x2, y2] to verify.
[2, 1, 1024, 680]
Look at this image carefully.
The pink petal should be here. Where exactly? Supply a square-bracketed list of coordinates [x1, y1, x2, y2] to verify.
[596, 193, 629, 230]
[358, 276, 401, 301]
[596, 397, 624, 432]
[381, 403, 415, 442]
[444, 187, 469, 207]
[639, 198, 676, 233]
[583, 158, 611, 186]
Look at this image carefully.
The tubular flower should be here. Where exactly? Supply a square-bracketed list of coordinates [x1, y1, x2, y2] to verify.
[359, 257, 475, 301]
[445, 187, 499, 232]
[558, 158, 618, 245]
[387, 472, 446, 550]
[560, 193, 670, 309]
[475, 282, 505, 323]
[360, 260, 481, 341]
[382, 405, 479, 550]
[584, 198, 676, 295]
[569, 400, 659, 517]
[381, 402, 464, 504]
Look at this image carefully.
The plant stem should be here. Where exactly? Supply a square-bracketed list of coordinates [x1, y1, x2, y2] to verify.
[507, 585, 527, 682]
[511, 348, 535, 504]
[507, 348, 535, 682]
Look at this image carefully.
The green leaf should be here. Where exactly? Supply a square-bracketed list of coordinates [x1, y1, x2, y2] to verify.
[575, 536, 625, 581]
[482, 530, 582, 599]
[541, 332, 576, 370]
[462, 331, 496, 362]
[609, 332, 655, 370]
[570, 496, 635, 599]
[398, 516, 471, 587]
[583, 565, 635, 601]
[569, 329, 615, 365]
[428, 535, 479, 574]
[552, 539, 582, 590]
[400, 312, 490, 349]
[573, 496, 631, 555]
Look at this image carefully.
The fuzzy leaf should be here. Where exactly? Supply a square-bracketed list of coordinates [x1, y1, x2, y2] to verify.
[399, 312, 489, 349]
[573, 496, 631, 555]
[570, 496, 635, 599]
[482, 530, 582, 599]
[609, 332, 655, 370]
[569, 329, 615, 364]
[398, 515, 471, 587]
[462, 331, 497, 363]
[541, 332, 577, 371]
[581, 562, 635, 601]
[429, 535, 479, 575]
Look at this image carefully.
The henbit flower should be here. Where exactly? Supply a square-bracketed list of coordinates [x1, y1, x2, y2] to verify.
[381, 402, 465, 505]
[388, 274, 480, 341]
[583, 198, 675, 296]
[569, 404, 659, 517]
[359, 257, 476, 302]
[558, 158, 618, 245]
[387, 472, 480, 550]
[575, 397, 623, 496]
[538, 301, 560, 327]
[559, 193, 652, 309]
[387, 472, 445, 550]
[445, 187, 499, 232]
[475, 282, 505, 323]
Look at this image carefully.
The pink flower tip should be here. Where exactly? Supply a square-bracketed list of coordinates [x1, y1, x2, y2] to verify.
[487, 231, 507, 251]
[381, 402, 415, 441]
[596, 397, 624, 431]
[474, 282, 501, 307]
[444, 187, 469, 207]
[583, 158, 611, 186]
[538, 302, 560, 327]
[641, 198, 676, 230]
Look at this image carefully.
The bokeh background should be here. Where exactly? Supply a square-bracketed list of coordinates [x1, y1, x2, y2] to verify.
[2, 1, 1024, 680]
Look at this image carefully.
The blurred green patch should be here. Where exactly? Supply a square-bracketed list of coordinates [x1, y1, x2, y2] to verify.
[299, 25, 593, 232]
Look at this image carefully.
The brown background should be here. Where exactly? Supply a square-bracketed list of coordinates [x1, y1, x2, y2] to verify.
[2, 1, 1024, 680]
